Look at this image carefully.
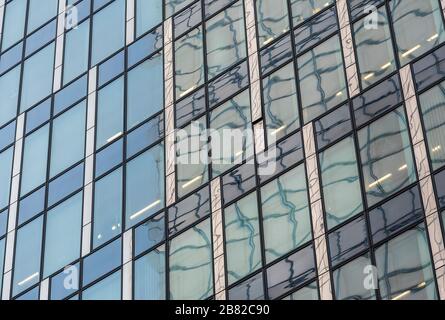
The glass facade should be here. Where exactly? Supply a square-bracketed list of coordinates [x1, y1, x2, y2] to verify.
[0, 0, 445, 301]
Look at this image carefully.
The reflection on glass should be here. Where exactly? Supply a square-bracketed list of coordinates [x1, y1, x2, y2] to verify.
[260, 164, 311, 263]
[291, 0, 334, 26]
[358, 107, 416, 207]
[175, 27, 204, 99]
[169, 219, 213, 300]
[176, 117, 208, 198]
[256, 0, 289, 47]
[225, 192, 262, 285]
[206, 2, 246, 79]
[419, 80, 445, 171]
[210, 90, 253, 177]
[298, 35, 347, 123]
[333, 254, 376, 300]
[262, 62, 300, 145]
[353, 6, 396, 89]
[375, 224, 437, 300]
[390, 0, 445, 66]
[320, 137, 363, 229]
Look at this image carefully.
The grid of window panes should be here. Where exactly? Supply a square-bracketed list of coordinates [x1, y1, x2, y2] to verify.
[1, 0, 445, 300]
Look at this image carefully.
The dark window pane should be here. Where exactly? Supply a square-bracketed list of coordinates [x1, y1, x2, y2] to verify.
[328, 215, 369, 267]
[168, 186, 211, 236]
[314, 104, 352, 149]
[18, 187, 45, 226]
[98, 50, 125, 87]
[228, 272, 265, 300]
[267, 245, 316, 299]
[95, 139, 123, 177]
[222, 163, 256, 205]
[54, 75, 88, 115]
[369, 185, 424, 244]
[26, 99, 51, 134]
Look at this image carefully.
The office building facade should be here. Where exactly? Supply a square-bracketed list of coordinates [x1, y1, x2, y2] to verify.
[1, 0, 445, 300]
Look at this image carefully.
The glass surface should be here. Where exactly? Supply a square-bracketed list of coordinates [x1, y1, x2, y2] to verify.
[260, 164, 311, 263]
[125, 144, 164, 228]
[127, 53, 163, 129]
[298, 35, 347, 123]
[82, 270, 122, 300]
[21, 124, 49, 196]
[353, 6, 396, 89]
[136, 0, 162, 37]
[20, 43, 55, 112]
[50, 101, 86, 178]
[262, 62, 300, 144]
[91, 0, 125, 66]
[169, 218, 213, 300]
[225, 192, 262, 285]
[333, 254, 376, 300]
[134, 246, 166, 300]
[64, 20, 90, 85]
[375, 224, 437, 300]
[13, 216, 44, 296]
[358, 107, 416, 207]
[291, 0, 334, 26]
[210, 90, 253, 177]
[43, 192, 82, 278]
[256, 0, 289, 47]
[390, 0, 445, 66]
[176, 116, 208, 198]
[206, 1, 246, 79]
[93, 168, 123, 248]
[320, 136, 363, 229]
[419, 80, 445, 171]
[0, 65, 20, 127]
[175, 27, 204, 99]
[0, 147, 13, 210]
[96, 76, 124, 149]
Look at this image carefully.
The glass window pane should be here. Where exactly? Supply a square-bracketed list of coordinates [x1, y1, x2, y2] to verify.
[0, 147, 13, 210]
[96, 76, 124, 149]
[13, 216, 43, 296]
[333, 254, 376, 300]
[419, 80, 445, 171]
[298, 35, 347, 123]
[291, 0, 334, 26]
[27, 0, 58, 34]
[165, 0, 194, 18]
[136, 0, 162, 37]
[353, 6, 396, 89]
[20, 43, 55, 112]
[176, 117, 208, 198]
[262, 62, 300, 144]
[43, 192, 82, 278]
[358, 107, 416, 207]
[21, 124, 49, 196]
[125, 144, 164, 228]
[91, 0, 125, 66]
[50, 101, 86, 177]
[375, 224, 437, 300]
[260, 164, 311, 263]
[82, 270, 122, 300]
[256, 0, 289, 48]
[169, 218, 213, 300]
[390, 0, 445, 66]
[134, 246, 166, 300]
[63, 19, 90, 85]
[127, 53, 163, 129]
[206, 2, 246, 79]
[320, 137, 363, 229]
[175, 27, 204, 99]
[0, 65, 20, 127]
[2, 0, 27, 51]
[210, 90, 253, 177]
[93, 168, 123, 248]
[225, 192, 262, 285]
